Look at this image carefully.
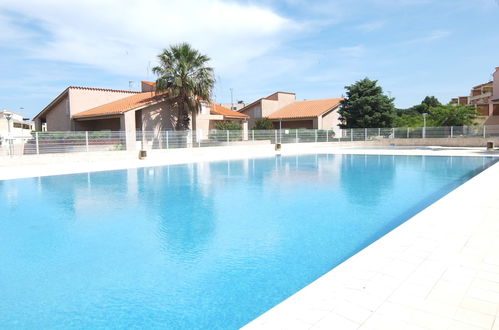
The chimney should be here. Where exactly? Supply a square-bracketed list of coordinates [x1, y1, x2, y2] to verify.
[141, 81, 156, 92]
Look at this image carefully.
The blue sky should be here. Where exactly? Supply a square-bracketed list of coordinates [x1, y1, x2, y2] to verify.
[1, 0, 498, 119]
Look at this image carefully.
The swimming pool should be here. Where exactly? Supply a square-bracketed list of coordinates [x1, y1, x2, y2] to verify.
[0, 154, 496, 329]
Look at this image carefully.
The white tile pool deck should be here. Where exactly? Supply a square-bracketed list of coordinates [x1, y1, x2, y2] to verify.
[1, 144, 499, 329]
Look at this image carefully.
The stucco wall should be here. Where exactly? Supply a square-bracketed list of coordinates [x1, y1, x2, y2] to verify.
[141, 101, 176, 132]
[261, 93, 296, 118]
[241, 104, 262, 128]
[68, 88, 137, 117]
[46, 97, 71, 131]
[320, 108, 341, 136]
[493, 67, 499, 100]
[0, 119, 7, 132]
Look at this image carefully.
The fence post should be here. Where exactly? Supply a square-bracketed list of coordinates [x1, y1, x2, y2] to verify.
[378, 128, 381, 136]
[326, 129, 329, 142]
[315, 129, 318, 143]
[483, 126, 486, 138]
[85, 131, 89, 152]
[35, 132, 40, 155]
[227, 130, 230, 143]
[350, 128, 353, 141]
[364, 128, 367, 141]
[407, 127, 409, 139]
[295, 130, 298, 143]
[252, 130, 254, 141]
[166, 131, 169, 149]
[275, 130, 277, 143]
[392, 128, 395, 139]
[450, 126, 453, 138]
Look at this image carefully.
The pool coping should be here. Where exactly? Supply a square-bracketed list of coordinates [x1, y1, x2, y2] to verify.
[2, 145, 499, 329]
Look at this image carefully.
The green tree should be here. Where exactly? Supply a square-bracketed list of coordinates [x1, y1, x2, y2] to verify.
[338, 78, 395, 128]
[215, 121, 242, 130]
[253, 118, 274, 130]
[421, 96, 441, 108]
[152, 43, 215, 130]
[429, 105, 477, 126]
[393, 113, 425, 127]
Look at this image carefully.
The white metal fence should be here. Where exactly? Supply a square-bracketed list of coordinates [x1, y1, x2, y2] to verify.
[1, 125, 498, 156]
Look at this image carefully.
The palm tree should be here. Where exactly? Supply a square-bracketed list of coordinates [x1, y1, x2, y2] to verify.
[152, 43, 215, 130]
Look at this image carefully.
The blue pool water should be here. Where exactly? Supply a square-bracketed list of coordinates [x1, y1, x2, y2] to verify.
[0, 154, 496, 329]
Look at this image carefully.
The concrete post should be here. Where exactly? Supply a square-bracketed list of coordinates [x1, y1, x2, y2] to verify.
[242, 121, 249, 141]
[350, 128, 353, 141]
[326, 129, 329, 142]
[483, 126, 486, 138]
[252, 130, 254, 141]
[315, 129, 317, 143]
[35, 132, 40, 155]
[120, 112, 137, 151]
[364, 128, 367, 141]
[450, 126, 453, 138]
[85, 131, 89, 152]
[227, 130, 230, 143]
[166, 131, 169, 149]
[296, 130, 298, 143]
[407, 127, 409, 139]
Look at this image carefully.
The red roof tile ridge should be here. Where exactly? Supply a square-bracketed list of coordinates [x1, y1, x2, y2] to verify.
[69, 86, 140, 93]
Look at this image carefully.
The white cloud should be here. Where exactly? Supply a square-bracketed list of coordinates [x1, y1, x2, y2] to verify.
[0, 0, 295, 77]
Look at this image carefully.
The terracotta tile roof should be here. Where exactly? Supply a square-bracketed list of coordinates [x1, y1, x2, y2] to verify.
[268, 98, 343, 119]
[211, 104, 248, 118]
[73, 92, 166, 119]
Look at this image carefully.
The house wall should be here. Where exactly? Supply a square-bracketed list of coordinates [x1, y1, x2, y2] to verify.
[241, 104, 262, 128]
[493, 67, 499, 101]
[141, 101, 175, 133]
[477, 105, 489, 116]
[0, 119, 7, 132]
[458, 96, 469, 105]
[493, 104, 499, 116]
[261, 93, 296, 117]
[45, 97, 71, 131]
[68, 88, 136, 117]
[241, 92, 296, 128]
[320, 107, 341, 136]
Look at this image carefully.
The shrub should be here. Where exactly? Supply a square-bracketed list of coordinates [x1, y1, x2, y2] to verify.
[215, 121, 242, 130]
[254, 118, 274, 130]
